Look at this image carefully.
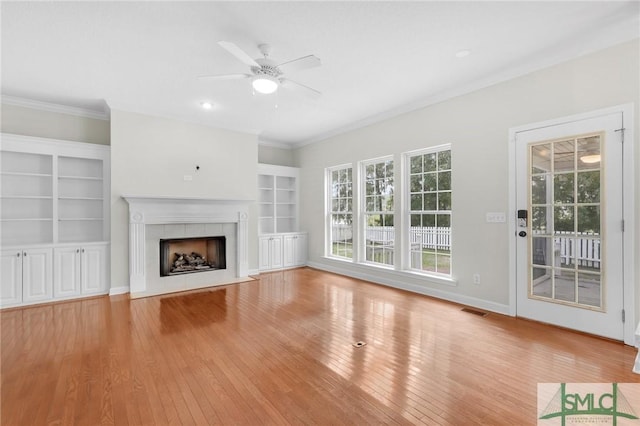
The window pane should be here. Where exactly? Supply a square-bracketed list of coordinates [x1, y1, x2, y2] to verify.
[411, 214, 421, 226]
[531, 144, 551, 174]
[532, 267, 552, 297]
[410, 156, 422, 174]
[554, 140, 574, 172]
[423, 193, 437, 210]
[410, 175, 422, 192]
[411, 194, 422, 210]
[554, 206, 574, 233]
[577, 272, 601, 307]
[554, 269, 575, 302]
[532, 206, 549, 234]
[422, 214, 435, 227]
[577, 206, 599, 234]
[577, 136, 600, 171]
[532, 237, 552, 266]
[531, 175, 548, 205]
[577, 171, 600, 203]
[424, 153, 437, 172]
[438, 171, 451, 191]
[554, 173, 574, 204]
[437, 254, 451, 275]
[424, 173, 437, 191]
[436, 214, 450, 228]
[438, 192, 451, 210]
[438, 150, 451, 170]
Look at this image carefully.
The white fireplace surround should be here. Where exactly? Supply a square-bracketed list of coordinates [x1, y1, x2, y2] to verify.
[122, 195, 251, 297]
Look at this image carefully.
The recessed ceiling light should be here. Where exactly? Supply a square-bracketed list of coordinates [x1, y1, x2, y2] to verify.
[456, 49, 471, 58]
[201, 101, 213, 110]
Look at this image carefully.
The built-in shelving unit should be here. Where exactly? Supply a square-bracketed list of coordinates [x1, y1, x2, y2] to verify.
[258, 164, 299, 234]
[0, 134, 110, 308]
[257, 164, 306, 271]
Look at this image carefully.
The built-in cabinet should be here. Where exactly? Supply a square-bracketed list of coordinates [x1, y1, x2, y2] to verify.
[53, 244, 107, 298]
[259, 235, 284, 271]
[258, 164, 307, 272]
[283, 233, 307, 268]
[0, 134, 110, 308]
[1, 248, 53, 305]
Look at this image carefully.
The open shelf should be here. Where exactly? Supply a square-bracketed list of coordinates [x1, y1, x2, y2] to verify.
[0, 142, 108, 246]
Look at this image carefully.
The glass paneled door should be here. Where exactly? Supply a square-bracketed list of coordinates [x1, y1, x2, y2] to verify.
[515, 112, 624, 340]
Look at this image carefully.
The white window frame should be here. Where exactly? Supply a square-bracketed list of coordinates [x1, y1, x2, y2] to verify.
[359, 155, 395, 268]
[403, 144, 453, 278]
[325, 164, 355, 261]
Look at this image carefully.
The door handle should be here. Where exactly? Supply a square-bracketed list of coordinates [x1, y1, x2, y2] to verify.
[518, 231, 527, 237]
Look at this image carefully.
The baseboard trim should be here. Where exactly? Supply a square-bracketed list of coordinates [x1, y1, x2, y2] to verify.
[307, 260, 511, 316]
[109, 286, 130, 296]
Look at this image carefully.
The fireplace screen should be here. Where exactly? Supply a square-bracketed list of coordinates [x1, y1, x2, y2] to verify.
[160, 236, 226, 276]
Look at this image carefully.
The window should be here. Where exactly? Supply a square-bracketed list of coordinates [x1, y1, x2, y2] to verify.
[407, 146, 452, 275]
[362, 158, 394, 266]
[328, 166, 353, 259]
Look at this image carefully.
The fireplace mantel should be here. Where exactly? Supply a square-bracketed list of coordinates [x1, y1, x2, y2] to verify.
[122, 195, 252, 297]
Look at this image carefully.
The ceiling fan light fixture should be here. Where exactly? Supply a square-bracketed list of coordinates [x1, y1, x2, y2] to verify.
[252, 75, 279, 94]
[580, 154, 601, 164]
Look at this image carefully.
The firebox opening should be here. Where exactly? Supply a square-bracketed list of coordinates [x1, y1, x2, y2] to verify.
[160, 236, 226, 277]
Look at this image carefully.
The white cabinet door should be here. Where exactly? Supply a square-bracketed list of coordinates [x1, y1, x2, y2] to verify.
[270, 236, 283, 269]
[22, 248, 53, 303]
[259, 235, 284, 271]
[81, 245, 107, 295]
[1, 250, 23, 306]
[259, 236, 272, 271]
[283, 235, 297, 268]
[294, 233, 307, 266]
[283, 233, 307, 268]
[53, 247, 81, 298]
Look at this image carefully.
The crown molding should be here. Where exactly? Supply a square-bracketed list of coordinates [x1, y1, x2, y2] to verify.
[1, 95, 110, 121]
[257, 138, 295, 149]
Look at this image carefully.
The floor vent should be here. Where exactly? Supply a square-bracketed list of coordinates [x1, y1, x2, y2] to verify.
[461, 308, 488, 317]
[352, 341, 367, 348]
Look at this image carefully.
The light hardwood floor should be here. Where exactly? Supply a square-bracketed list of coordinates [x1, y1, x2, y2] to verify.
[1, 267, 638, 425]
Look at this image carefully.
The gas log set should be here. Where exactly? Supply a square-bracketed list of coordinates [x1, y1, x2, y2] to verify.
[170, 252, 215, 273]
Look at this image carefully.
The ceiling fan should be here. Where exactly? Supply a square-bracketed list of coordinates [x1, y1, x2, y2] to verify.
[199, 41, 322, 98]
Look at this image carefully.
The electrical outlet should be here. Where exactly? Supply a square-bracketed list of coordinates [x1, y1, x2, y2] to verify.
[473, 274, 481, 285]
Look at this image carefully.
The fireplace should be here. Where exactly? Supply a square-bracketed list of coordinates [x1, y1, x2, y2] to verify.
[122, 195, 251, 298]
[160, 236, 226, 277]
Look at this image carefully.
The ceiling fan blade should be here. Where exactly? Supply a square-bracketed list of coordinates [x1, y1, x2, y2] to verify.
[198, 73, 251, 81]
[280, 78, 321, 99]
[277, 55, 321, 74]
[218, 41, 260, 67]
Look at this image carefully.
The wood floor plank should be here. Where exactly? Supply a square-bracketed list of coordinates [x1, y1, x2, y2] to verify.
[2, 267, 639, 425]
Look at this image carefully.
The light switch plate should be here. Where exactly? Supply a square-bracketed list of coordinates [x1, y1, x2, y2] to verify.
[486, 212, 506, 223]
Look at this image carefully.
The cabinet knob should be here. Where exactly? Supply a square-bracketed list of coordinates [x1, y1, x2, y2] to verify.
[23, 252, 27, 257]
[81, 249, 85, 253]
[17, 252, 20, 257]
[77, 249, 80, 253]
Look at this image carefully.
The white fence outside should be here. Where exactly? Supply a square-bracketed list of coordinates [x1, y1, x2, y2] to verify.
[332, 225, 451, 250]
[333, 225, 601, 265]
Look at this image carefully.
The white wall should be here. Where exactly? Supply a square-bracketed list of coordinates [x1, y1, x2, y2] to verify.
[1, 103, 110, 145]
[110, 109, 258, 290]
[258, 144, 296, 167]
[294, 40, 639, 316]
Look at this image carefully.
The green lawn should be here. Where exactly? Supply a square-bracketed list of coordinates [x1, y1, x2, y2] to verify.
[332, 243, 450, 273]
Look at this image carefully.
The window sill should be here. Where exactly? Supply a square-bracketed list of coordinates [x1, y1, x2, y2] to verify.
[320, 256, 458, 287]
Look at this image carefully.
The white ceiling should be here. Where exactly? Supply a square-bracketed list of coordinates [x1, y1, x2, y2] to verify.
[2, 1, 638, 147]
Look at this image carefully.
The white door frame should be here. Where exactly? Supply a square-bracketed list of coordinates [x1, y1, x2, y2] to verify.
[508, 103, 635, 345]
